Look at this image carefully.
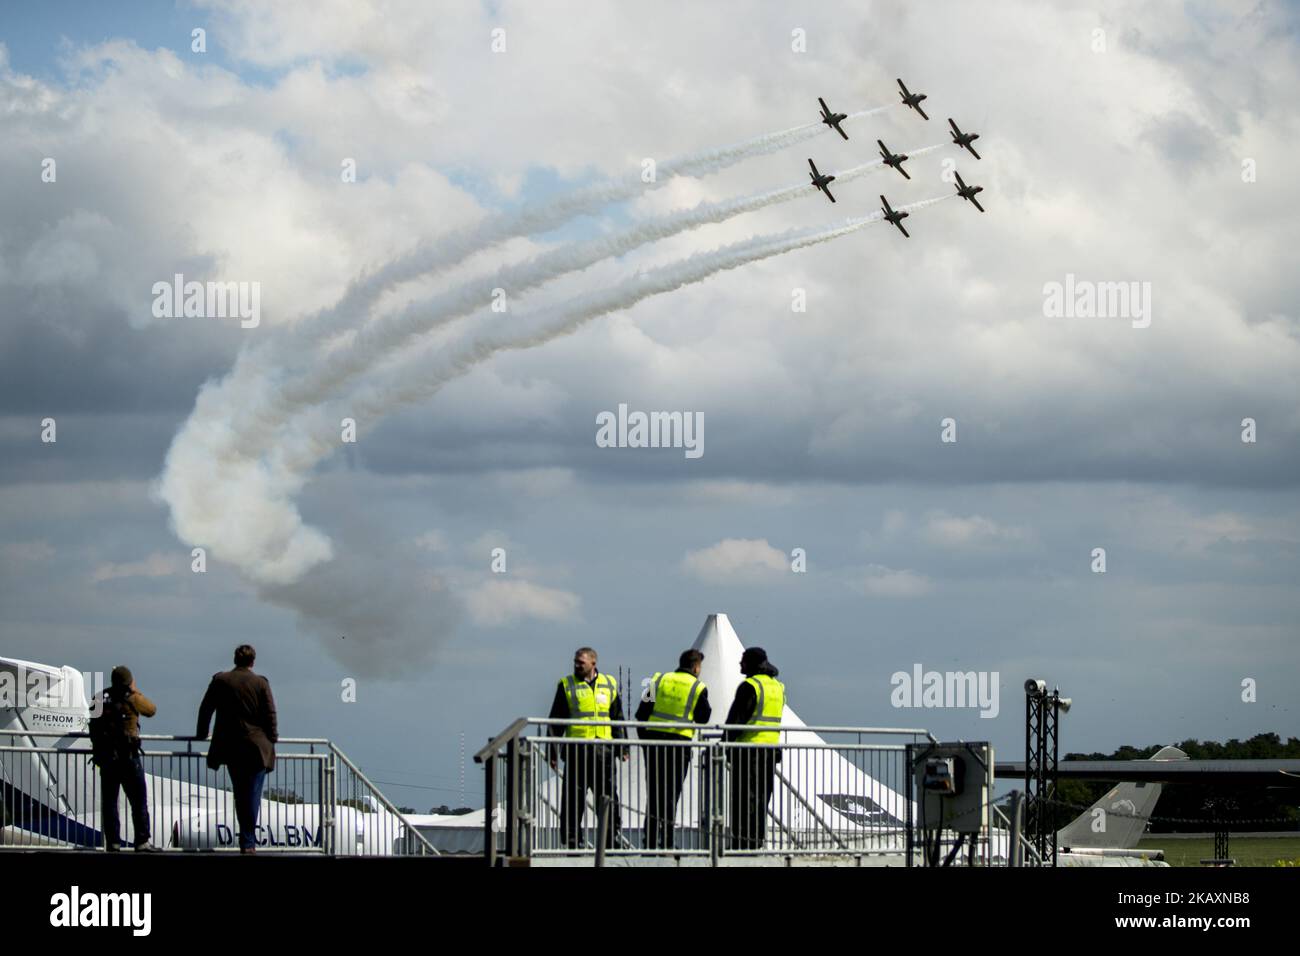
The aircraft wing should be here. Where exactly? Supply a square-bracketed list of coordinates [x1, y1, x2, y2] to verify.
[914, 104, 929, 120]
[948, 118, 961, 134]
[971, 196, 985, 212]
[835, 123, 848, 141]
[825, 187, 836, 203]
[894, 221, 909, 238]
[899, 167, 911, 180]
[897, 79, 910, 96]
[967, 144, 981, 160]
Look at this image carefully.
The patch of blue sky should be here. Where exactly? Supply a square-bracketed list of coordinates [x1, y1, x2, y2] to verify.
[0, 0, 369, 89]
[5, 0, 203, 78]
[445, 163, 637, 246]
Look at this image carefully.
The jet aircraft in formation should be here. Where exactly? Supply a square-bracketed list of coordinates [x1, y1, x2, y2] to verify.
[896, 78, 928, 120]
[954, 171, 985, 212]
[807, 158, 837, 203]
[818, 97, 850, 140]
[877, 140, 911, 180]
[809, 84, 985, 238]
[948, 118, 981, 159]
[880, 195, 910, 238]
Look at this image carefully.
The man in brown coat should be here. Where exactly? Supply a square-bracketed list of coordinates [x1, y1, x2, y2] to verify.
[195, 645, 278, 853]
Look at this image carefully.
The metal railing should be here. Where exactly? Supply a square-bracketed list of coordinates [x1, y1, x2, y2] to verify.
[475, 718, 935, 864]
[0, 730, 437, 856]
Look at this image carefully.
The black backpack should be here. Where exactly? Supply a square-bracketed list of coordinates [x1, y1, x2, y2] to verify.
[88, 690, 137, 767]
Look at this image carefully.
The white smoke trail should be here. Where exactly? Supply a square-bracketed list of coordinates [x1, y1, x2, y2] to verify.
[303, 138, 943, 392]
[177, 108, 905, 480]
[243, 146, 949, 444]
[354, 194, 957, 419]
[157, 194, 955, 586]
[278, 105, 894, 349]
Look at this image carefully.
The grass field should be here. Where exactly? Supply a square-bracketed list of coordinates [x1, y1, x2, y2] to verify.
[1137, 836, 1300, 867]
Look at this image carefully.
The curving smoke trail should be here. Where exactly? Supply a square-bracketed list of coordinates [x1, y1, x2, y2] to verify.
[179, 110, 908, 482]
[157, 195, 956, 588]
[276, 106, 894, 351]
[351, 194, 957, 419]
[233, 145, 952, 451]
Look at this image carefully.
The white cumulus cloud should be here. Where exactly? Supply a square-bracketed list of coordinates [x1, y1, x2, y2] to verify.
[923, 512, 1030, 549]
[859, 564, 934, 598]
[463, 578, 581, 628]
[682, 537, 787, 582]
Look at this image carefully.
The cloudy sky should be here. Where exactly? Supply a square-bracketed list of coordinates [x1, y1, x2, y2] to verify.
[2, 0, 1297, 810]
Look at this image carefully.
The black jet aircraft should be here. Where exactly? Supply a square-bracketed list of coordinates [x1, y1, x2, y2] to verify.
[818, 97, 850, 140]
[948, 118, 981, 159]
[807, 159, 836, 202]
[877, 140, 911, 180]
[880, 195, 910, 238]
[954, 172, 985, 212]
[897, 78, 929, 120]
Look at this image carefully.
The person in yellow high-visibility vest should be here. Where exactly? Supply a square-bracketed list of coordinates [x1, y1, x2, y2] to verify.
[724, 646, 784, 850]
[635, 649, 712, 850]
[546, 647, 627, 849]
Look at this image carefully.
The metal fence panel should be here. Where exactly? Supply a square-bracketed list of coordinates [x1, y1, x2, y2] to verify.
[0, 731, 436, 856]
[477, 719, 939, 864]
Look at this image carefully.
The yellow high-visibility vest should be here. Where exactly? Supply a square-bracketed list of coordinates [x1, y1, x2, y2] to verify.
[560, 673, 618, 739]
[646, 671, 706, 738]
[737, 674, 784, 744]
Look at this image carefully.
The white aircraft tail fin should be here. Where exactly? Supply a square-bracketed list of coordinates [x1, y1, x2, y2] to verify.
[1057, 746, 1188, 849]
[0, 657, 100, 841]
[0, 655, 95, 741]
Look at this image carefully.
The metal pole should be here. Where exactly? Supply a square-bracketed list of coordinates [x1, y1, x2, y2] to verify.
[1023, 694, 1032, 843]
[484, 750, 497, 867]
[519, 741, 533, 858]
[594, 794, 611, 868]
[1009, 790, 1023, 867]
[1049, 695, 1060, 866]
[905, 742, 914, 868]
[323, 747, 336, 856]
[708, 746, 723, 867]
[506, 736, 519, 858]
